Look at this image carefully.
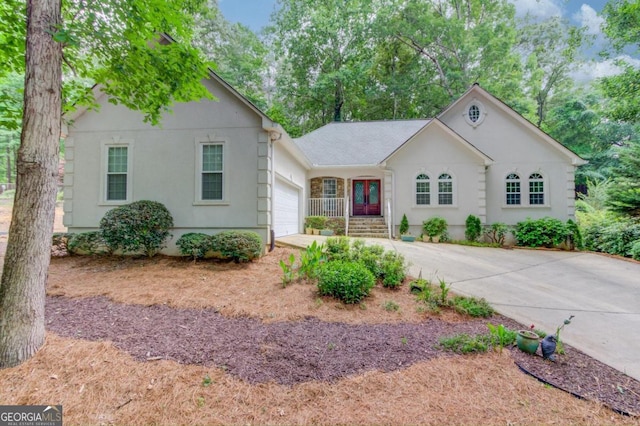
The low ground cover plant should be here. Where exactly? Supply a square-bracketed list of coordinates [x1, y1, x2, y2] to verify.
[67, 231, 111, 255]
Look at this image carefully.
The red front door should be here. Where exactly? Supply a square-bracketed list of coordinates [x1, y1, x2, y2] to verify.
[352, 180, 381, 216]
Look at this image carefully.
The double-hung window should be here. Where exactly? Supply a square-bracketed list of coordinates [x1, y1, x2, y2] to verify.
[201, 144, 223, 201]
[104, 145, 131, 201]
[438, 173, 453, 205]
[416, 174, 430, 205]
[506, 173, 521, 205]
[529, 173, 544, 205]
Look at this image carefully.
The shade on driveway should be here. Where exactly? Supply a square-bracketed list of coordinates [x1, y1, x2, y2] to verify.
[278, 234, 640, 381]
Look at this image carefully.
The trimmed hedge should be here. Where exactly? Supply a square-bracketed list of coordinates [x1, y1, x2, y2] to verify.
[210, 230, 263, 263]
[176, 233, 211, 260]
[100, 200, 173, 257]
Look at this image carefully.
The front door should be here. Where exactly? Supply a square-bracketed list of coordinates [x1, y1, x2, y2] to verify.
[352, 180, 381, 216]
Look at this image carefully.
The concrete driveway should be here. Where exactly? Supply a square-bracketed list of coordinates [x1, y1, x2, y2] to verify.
[278, 234, 640, 381]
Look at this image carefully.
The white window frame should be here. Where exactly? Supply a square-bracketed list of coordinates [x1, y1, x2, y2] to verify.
[505, 173, 521, 205]
[100, 140, 133, 205]
[502, 170, 549, 208]
[463, 99, 487, 127]
[323, 178, 337, 199]
[437, 172, 455, 206]
[528, 172, 545, 206]
[194, 138, 228, 205]
[415, 173, 431, 206]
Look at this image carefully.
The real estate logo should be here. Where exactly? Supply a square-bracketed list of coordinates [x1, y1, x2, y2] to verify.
[0, 405, 62, 426]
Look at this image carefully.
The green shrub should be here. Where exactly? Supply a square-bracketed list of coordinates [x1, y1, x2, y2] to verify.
[305, 216, 327, 229]
[176, 233, 211, 260]
[422, 216, 447, 237]
[514, 217, 568, 248]
[484, 222, 510, 245]
[100, 200, 173, 257]
[68, 231, 111, 255]
[399, 214, 409, 235]
[351, 242, 385, 278]
[317, 260, 375, 304]
[631, 241, 640, 261]
[210, 231, 263, 262]
[583, 218, 640, 257]
[439, 334, 488, 354]
[565, 219, 583, 250]
[380, 251, 406, 288]
[325, 236, 351, 261]
[451, 296, 494, 317]
[465, 214, 482, 242]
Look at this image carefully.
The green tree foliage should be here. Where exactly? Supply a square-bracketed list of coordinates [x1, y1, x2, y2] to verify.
[600, 0, 640, 123]
[269, 0, 376, 134]
[0, 0, 213, 368]
[194, 0, 269, 109]
[518, 17, 589, 127]
[607, 141, 640, 216]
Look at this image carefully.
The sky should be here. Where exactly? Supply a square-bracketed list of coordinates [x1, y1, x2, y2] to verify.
[218, 0, 638, 81]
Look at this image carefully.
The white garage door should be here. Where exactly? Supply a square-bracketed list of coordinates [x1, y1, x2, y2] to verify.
[274, 179, 300, 237]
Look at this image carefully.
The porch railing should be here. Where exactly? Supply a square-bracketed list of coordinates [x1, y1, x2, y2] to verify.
[308, 198, 345, 217]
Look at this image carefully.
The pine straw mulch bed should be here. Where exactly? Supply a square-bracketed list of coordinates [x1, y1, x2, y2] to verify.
[1, 246, 638, 425]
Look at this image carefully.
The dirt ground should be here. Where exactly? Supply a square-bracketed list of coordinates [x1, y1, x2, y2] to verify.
[0, 200, 639, 425]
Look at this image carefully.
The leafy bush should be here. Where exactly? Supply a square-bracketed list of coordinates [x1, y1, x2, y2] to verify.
[422, 216, 447, 237]
[210, 230, 263, 262]
[317, 260, 375, 304]
[399, 214, 409, 235]
[514, 217, 568, 248]
[565, 219, 583, 250]
[631, 241, 640, 261]
[68, 231, 111, 255]
[176, 233, 211, 260]
[351, 242, 385, 278]
[451, 296, 494, 317]
[100, 200, 173, 257]
[305, 216, 327, 229]
[583, 218, 640, 257]
[380, 251, 406, 288]
[325, 236, 351, 261]
[484, 222, 510, 245]
[465, 214, 482, 241]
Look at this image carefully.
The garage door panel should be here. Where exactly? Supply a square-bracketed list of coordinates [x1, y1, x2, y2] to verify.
[274, 180, 300, 237]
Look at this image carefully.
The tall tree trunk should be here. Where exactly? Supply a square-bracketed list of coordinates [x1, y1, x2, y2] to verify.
[0, 0, 61, 368]
[6, 145, 11, 184]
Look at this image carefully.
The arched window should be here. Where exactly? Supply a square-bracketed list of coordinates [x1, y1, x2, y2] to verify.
[506, 173, 520, 205]
[438, 173, 453, 205]
[529, 173, 544, 205]
[416, 174, 430, 205]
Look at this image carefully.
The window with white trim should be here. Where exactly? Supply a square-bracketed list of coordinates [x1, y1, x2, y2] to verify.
[464, 100, 486, 127]
[529, 173, 544, 205]
[438, 173, 453, 205]
[416, 173, 430, 205]
[323, 178, 337, 198]
[506, 173, 521, 205]
[201, 144, 223, 200]
[106, 146, 128, 201]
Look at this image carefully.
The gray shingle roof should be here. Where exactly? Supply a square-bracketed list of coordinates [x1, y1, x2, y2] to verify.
[294, 120, 430, 166]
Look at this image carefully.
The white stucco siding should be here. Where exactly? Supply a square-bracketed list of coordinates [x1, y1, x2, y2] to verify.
[385, 124, 486, 238]
[440, 90, 579, 225]
[64, 77, 271, 253]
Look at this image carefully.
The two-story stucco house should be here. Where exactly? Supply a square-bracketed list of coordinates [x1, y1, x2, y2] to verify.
[63, 73, 585, 253]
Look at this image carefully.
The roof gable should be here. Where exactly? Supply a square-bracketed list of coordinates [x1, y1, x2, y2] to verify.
[438, 84, 587, 166]
[383, 118, 493, 165]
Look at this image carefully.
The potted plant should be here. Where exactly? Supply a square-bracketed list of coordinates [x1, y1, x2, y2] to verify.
[305, 216, 327, 235]
[422, 217, 447, 242]
[320, 229, 334, 236]
[399, 214, 415, 242]
[516, 325, 540, 355]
